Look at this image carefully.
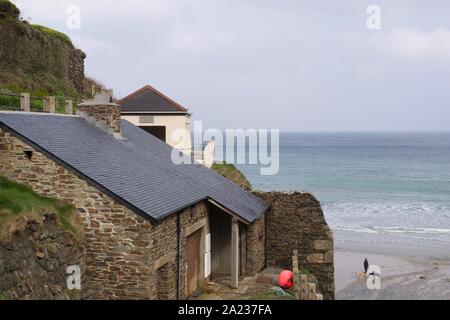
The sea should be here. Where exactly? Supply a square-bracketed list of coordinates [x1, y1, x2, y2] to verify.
[226, 132, 450, 259]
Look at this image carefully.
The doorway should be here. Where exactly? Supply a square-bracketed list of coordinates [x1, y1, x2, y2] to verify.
[209, 204, 247, 278]
[139, 126, 166, 142]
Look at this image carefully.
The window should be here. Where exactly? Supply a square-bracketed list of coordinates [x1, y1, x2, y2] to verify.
[140, 115, 154, 124]
[24, 150, 33, 160]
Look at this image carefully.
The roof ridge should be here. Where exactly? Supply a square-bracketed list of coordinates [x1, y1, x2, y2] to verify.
[118, 84, 188, 112]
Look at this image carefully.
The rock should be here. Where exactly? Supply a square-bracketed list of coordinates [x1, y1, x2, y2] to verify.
[314, 240, 333, 251]
[4, 259, 20, 272]
[39, 232, 50, 240]
[36, 249, 45, 259]
[307, 254, 324, 264]
[324, 251, 334, 264]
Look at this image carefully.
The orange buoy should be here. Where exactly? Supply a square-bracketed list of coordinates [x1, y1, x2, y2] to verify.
[278, 270, 293, 289]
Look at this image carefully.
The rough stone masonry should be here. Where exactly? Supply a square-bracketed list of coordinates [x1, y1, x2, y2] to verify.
[257, 192, 335, 300]
[0, 127, 209, 299]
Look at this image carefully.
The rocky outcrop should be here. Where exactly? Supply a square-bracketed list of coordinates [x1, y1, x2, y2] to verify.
[0, 1, 85, 95]
[257, 191, 335, 300]
[0, 213, 84, 300]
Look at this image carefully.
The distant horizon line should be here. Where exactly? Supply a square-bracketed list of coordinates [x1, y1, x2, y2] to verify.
[191, 129, 450, 134]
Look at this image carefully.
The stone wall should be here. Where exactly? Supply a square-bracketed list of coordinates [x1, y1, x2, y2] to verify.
[0, 214, 84, 300]
[0, 127, 206, 299]
[246, 213, 265, 275]
[257, 192, 335, 300]
[69, 49, 86, 93]
[77, 102, 122, 135]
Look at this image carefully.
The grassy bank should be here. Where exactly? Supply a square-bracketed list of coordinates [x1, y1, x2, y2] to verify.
[212, 162, 252, 191]
[0, 176, 79, 236]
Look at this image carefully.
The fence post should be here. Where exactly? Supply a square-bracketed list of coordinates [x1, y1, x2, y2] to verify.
[20, 93, 30, 112]
[292, 250, 300, 299]
[308, 283, 317, 300]
[65, 99, 73, 114]
[44, 96, 56, 113]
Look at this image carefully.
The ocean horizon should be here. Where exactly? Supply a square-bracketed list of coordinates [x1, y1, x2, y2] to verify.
[221, 131, 450, 259]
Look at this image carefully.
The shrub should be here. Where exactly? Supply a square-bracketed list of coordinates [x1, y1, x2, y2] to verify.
[0, 0, 20, 19]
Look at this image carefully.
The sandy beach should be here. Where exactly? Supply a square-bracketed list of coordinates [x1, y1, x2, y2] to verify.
[335, 249, 450, 300]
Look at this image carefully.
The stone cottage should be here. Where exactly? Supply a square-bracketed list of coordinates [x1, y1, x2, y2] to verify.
[0, 98, 334, 300]
[0, 99, 268, 299]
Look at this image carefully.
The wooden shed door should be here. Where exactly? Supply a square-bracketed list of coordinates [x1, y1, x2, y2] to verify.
[186, 229, 202, 296]
[211, 213, 231, 275]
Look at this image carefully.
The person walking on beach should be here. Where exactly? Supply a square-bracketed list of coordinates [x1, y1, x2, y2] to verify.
[364, 258, 369, 274]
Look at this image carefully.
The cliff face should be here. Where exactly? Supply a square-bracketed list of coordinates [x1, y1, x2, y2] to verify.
[0, 1, 85, 95]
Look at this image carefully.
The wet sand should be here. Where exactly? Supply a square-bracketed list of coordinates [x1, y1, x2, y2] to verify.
[335, 250, 450, 300]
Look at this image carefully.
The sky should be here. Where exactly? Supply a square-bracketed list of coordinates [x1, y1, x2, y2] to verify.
[13, 0, 450, 131]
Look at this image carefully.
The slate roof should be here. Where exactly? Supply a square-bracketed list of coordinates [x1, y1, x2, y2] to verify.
[0, 112, 268, 223]
[119, 85, 189, 113]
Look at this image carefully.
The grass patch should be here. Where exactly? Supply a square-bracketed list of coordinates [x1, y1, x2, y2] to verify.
[0, 94, 19, 110]
[212, 162, 252, 190]
[0, 292, 7, 300]
[0, 176, 79, 235]
[32, 25, 72, 46]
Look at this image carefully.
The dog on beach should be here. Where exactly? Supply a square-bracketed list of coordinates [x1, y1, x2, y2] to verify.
[356, 271, 367, 280]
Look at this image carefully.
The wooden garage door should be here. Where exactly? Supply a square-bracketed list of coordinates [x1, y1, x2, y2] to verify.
[186, 229, 202, 296]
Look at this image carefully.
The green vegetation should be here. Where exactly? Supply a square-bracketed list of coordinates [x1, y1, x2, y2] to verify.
[0, 0, 20, 19]
[0, 176, 79, 235]
[212, 162, 252, 191]
[0, 292, 7, 300]
[32, 25, 73, 46]
[300, 269, 310, 275]
[0, 82, 81, 113]
[0, 2, 87, 101]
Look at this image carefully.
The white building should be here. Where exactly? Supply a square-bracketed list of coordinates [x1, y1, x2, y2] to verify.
[119, 85, 192, 154]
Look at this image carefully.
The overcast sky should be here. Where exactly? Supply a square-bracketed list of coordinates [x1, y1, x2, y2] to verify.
[13, 0, 450, 131]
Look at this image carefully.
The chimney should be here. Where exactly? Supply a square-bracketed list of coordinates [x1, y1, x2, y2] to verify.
[77, 92, 122, 138]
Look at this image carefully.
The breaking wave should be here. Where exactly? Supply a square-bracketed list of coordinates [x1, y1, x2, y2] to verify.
[323, 201, 450, 240]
